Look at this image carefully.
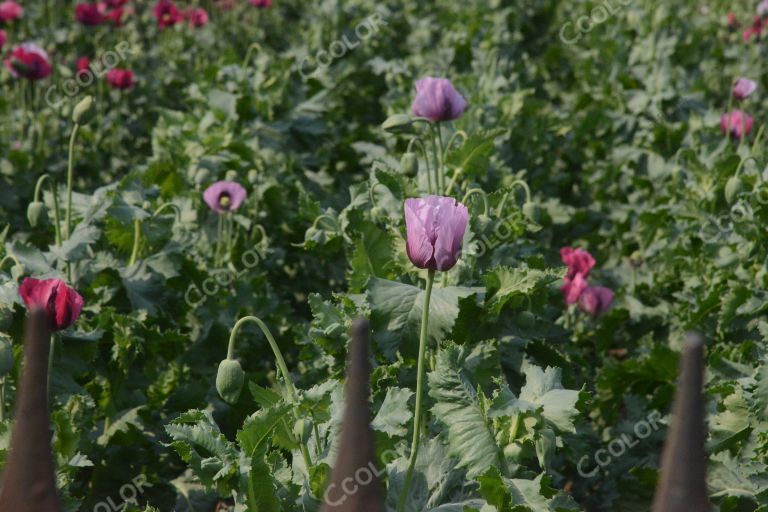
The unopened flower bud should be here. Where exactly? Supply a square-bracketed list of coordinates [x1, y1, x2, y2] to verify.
[216, 359, 245, 404]
[27, 201, 46, 227]
[382, 114, 414, 134]
[724, 175, 743, 205]
[72, 95, 95, 125]
[400, 152, 418, 176]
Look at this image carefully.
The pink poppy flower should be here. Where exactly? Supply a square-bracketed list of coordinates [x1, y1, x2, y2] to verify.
[561, 272, 588, 305]
[733, 78, 757, 100]
[410, 77, 468, 122]
[721, 110, 753, 139]
[19, 278, 84, 331]
[578, 286, 614, 317]
[0, 1, 22, 23]
[185, 7, 208, 27]
[560, 247, 596, 280]
[404, 195, 469, 271]
[203, 181, 247, 214]
[105, 68, 134, 89]
[5, 43, 52, 80]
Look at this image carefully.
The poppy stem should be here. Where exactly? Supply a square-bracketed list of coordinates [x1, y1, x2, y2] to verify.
[215, 214, 223, 265]
[226, 316, 313, 471]
[0, 378, 5, 422]
[398, 268, 436, 512]
[34, 175, 63, 247]
[128, 218, 142, 267]
[47, 335, 55, 401]
[429, 123, 443, 192]
[407, 137, 432, 194]
[461, 188, 489, 216]
[65, 123, 81, 282]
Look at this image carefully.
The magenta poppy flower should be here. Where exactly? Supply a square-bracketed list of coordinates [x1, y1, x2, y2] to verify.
[404, 195, 469, 271]
[560, 247, 596, 280]
[0, 29, 6, 49]
[153, 0, 181, 27]
[185, 7, 208, 27]
[104, 6, 125, 26]
[75, 2, 105, 25]
[578, 286, 614, 317]
[250, 0, 272, 7]
[410, 77, 468, 123]
[561, 272, 588, 305]
[76, 56, 91, 79]
[0, 1, 22, 23]
[743, 16, 764, 41]
[721, 110, 753, 139]
[733, 78, 757, 100]
[5, 43, 52, 81]
[19, 278, 84, 331]
[203, 181, 247, 214]
[105, 68, 134, 89]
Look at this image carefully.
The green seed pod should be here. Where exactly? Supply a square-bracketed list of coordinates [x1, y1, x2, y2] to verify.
[522, 202, 540, 222]
[72, 95, 95, 125]
[216, 359, 245, 404]
[516, 310, 535, 328]
[381, 114, 414, 134]
[27, 201, 46, 227]
[225, 170, 238, 181]
[0, 336, 13, 377]
[400, 152, 418, 176]
[724, 176, 743, 205]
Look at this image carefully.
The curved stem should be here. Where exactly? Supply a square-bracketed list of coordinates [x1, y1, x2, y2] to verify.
[128, 218, 142, 267]
[443, 130, 468, 161]
[0, 255, 22, 273]
[50, 181, 62, 247]
[152, 203, 181, 220]
[65, 123, 80, 241]
[408, 137, 432, 195]
[497, 192, 510, 217]
[33, 174, 51, 203]
[398, 269, 436, 512]
[369, 181, 388, 209]
[242, 42, 263, 69]
[225, 316, 313, 469]
[751, 124, 765, 155]
[461, 188, 489, 216]
[509, 179, 532, 204]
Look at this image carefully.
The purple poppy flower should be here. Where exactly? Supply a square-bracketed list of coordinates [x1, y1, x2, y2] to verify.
[203, 181, 247, 214]
[404, 195, 468, 271]
[721, 110, 754, 139]
[410, 77, 468, 122]
[578, 286, 614, 316]
[560, 247, 596, 280]
[733, 78, 757, 100]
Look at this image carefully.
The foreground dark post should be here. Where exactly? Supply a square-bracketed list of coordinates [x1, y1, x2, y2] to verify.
[651, 334, 710, 512]
[0, 309, 62, 512]
[320, 318, 384, 512]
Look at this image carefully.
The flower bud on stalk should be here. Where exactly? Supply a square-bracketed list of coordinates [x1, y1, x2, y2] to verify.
[27, 201, 46, 227]
[400, 152, 418, 176]
[382, 114, 414, 134]
[216, 359, 245, 404]
[724, 175, 743, 205]
[522, 202, 541, 222]
[71, 95, 95, 125]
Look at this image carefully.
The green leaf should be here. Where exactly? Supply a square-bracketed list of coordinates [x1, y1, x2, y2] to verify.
[428, 342, 501, 478]
[372, 387, 414, 437]
[445, 129, 505, 179]
[519, 365, 581, 433]
[485, 266, 563, 316]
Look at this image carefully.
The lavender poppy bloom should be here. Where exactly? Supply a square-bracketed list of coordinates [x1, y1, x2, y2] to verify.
[721, 110, 754, 139]
[404, 195, 468, 271]
[733, 78, 757, 100]
[203, 181, 247, 214]
[578, 286, 614, 317]
[410, 77, 468, 122]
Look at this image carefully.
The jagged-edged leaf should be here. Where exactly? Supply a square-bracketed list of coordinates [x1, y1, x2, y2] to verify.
[372, 387, 414, 437]
[519, 366, 581, 433]
[485, 266, 563, 315]
[428, 342, 501, 477]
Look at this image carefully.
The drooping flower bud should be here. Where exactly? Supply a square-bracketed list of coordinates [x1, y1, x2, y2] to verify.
[522, 202, 540, 222]
[216, 359, 245, 404]
[400, 152, 418, 176]
[27, 201, 46, 227]
[382, 114, 414, 134]
[724, 175, 743, 205]
[72, 95, 96, 125]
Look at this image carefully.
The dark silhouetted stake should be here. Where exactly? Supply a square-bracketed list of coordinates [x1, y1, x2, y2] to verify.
[651, 334, 710, 512]
[320, 318, 384, 512]
[0, 309, 62, 512]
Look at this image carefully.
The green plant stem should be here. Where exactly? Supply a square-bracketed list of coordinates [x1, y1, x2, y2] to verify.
[47, 335, 55, 400]
[51, 181, 62, 247]
[128, 218, 141, 267]
[65, 123, 80, 241]
[225, 316, 313, 471]
[429, 123, 443, 193]
[398, 268, 436, 512]
[461, 188, 489, 216]
[0, 378, 5, 422]
[407, 137, 432, 195]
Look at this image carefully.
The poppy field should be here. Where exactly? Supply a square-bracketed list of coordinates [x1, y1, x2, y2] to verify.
[0, 0, 767, 510]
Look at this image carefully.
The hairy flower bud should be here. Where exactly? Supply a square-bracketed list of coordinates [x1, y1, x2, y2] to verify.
[400, 152, 418, 176]
[27, 201, 46, 227]
[216, 359, 245, 404]
[72, 95, 95, 125]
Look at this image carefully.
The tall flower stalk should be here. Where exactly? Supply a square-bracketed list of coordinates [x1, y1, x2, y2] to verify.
[398, 196, 468, 511]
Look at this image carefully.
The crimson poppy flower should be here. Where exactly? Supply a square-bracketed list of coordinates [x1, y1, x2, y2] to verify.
[19, 278, 84, 331]
[5, 43, 52, 81]
[76, 56, 91, 79]
[75, 2, 105, 25]
[105, 68, 134, 89]
[153, 0, 181, 28]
